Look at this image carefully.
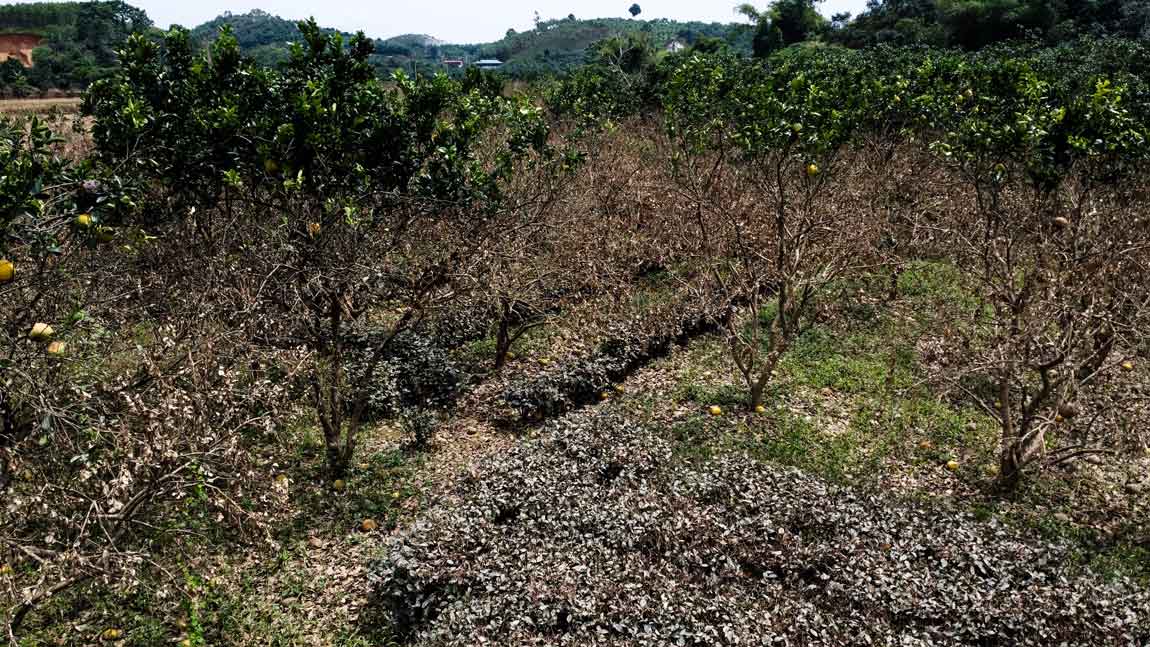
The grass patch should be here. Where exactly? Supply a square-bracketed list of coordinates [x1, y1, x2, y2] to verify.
[739, 406, 869, 485]
[779, 326, 914, 394]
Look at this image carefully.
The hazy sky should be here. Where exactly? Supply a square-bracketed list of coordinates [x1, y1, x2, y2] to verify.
[100, 0, 870, 44]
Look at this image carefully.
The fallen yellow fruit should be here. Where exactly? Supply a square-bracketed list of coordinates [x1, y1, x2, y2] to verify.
[180, 640, 193, 647]
[100, 628, 122, 640]
[600, 392, 610, 401]
[361, 518, 379, 532]
[75, 213, 93, 228]
[806, 163, 820, 177]
[1122, 361, 1135, 371]
[46, 341, 67, 355]
[332, 479, 346, 492]
[0, 259, 13, 283]
[1053, 216, 1071, 229]
[614, 385, 625, 393]
[709, 405, 723, 417]
[307, 222, 322, 238]
[29, 323, 54, 341]
[538, 358, 551, 365]
[0, 563, 12, 576]
[754, 405, 766, 414]
[946, 459, 959, 471]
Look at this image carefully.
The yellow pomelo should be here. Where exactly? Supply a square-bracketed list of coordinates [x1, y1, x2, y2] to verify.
[29, 323, 54, 341]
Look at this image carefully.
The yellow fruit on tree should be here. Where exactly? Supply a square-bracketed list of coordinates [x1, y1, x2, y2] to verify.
[806, 163, 820, 177]
[29, 323, 54, 341]
[946, 459, 959, 471]
[75, 213, 93, 228]
[46, 341, 67, 355]
[0, 259, 13, 283]
[709, 405, 723, 417]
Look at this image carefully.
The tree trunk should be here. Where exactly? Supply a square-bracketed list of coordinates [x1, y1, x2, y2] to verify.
[994, 377, 1027, 491]
[494, 315, 511, 371]
[325, 439, 349, 478]
[997, 443, 1022, 491]
[749, 382, 765, 410]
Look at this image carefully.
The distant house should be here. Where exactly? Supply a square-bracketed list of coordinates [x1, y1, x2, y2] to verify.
[474, 59, 503, 70]
[664, 39, 686, 54]
[443, 59, 464, 69]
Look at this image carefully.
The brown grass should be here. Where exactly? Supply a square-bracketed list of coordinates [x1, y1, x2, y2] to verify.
[0, 97, 83, 114]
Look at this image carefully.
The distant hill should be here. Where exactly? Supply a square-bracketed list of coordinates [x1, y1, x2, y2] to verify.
[0, 3, 749, 95]
[0, 1, 152, 96]
[190, 11, 752, 77]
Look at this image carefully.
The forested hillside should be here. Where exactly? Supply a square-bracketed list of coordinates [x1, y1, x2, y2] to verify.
[190, 10, 751, 77]
[8, 0, 1150, 95]
[830, 0, 1150, 50]
[0, 1, 151, 95]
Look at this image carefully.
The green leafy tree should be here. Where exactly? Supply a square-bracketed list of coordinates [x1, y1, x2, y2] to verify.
[664, 51, 872, 408]
[926, 47, 1150, 488]
[86, 19, 555, 476]
[739, 0, 827, 57]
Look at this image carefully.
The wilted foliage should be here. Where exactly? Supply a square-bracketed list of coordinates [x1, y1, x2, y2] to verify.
[373, 408, 1150, 645]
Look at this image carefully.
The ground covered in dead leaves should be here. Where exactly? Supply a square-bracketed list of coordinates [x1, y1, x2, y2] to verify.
[373, 406, 1150, 646]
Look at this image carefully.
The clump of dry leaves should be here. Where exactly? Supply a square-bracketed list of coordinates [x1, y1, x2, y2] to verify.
[373, 408, 1150, 645]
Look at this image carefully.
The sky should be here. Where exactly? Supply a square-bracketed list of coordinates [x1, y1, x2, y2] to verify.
[69, 0, 870, 44]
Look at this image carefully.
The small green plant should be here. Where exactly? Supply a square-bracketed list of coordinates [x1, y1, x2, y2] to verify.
[401, 408, 440, 452]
